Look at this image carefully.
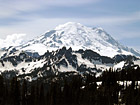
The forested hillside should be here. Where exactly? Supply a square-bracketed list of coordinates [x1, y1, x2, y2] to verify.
[0, 66, 140, 105]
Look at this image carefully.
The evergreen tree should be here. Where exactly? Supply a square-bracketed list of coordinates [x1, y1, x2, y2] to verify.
[21, 79, 27, 105]
[0, 75, 4, 104]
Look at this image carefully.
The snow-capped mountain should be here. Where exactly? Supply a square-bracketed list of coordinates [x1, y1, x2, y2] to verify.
[0, 22, 140, 80]
[17, 22, 140, 58]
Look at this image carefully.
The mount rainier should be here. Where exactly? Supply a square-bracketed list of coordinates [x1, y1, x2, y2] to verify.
[0, 22, 140, 78]
[17, 22, 140, 58]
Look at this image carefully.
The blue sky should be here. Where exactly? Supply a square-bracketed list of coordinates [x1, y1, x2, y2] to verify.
[0, 0, 140, 51]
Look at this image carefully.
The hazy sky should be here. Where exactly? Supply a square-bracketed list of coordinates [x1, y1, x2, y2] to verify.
[0, 0, 140, 51]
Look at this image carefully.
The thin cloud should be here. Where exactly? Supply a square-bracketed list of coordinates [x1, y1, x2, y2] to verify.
[0, 0, 101, 18]
[46, 0, 101, 6]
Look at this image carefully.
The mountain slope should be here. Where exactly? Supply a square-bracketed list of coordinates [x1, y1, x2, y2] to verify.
[17, 22, 140, 57]
[0, 47, 139, 78]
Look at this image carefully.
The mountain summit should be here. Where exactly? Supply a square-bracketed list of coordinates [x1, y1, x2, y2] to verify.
[18, 22, 140, 57]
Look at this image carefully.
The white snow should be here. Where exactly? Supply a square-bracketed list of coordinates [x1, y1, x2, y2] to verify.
[75, 53, 114, 71]
[59, 65, 77, 72]
[114, 61, 125, 69]
[134, 60, 140, 66]
[97, 82, 102, 86]
[76, 53, 95, 68]
[0, 59, 47, 75]
[20, 43, 47, 55]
